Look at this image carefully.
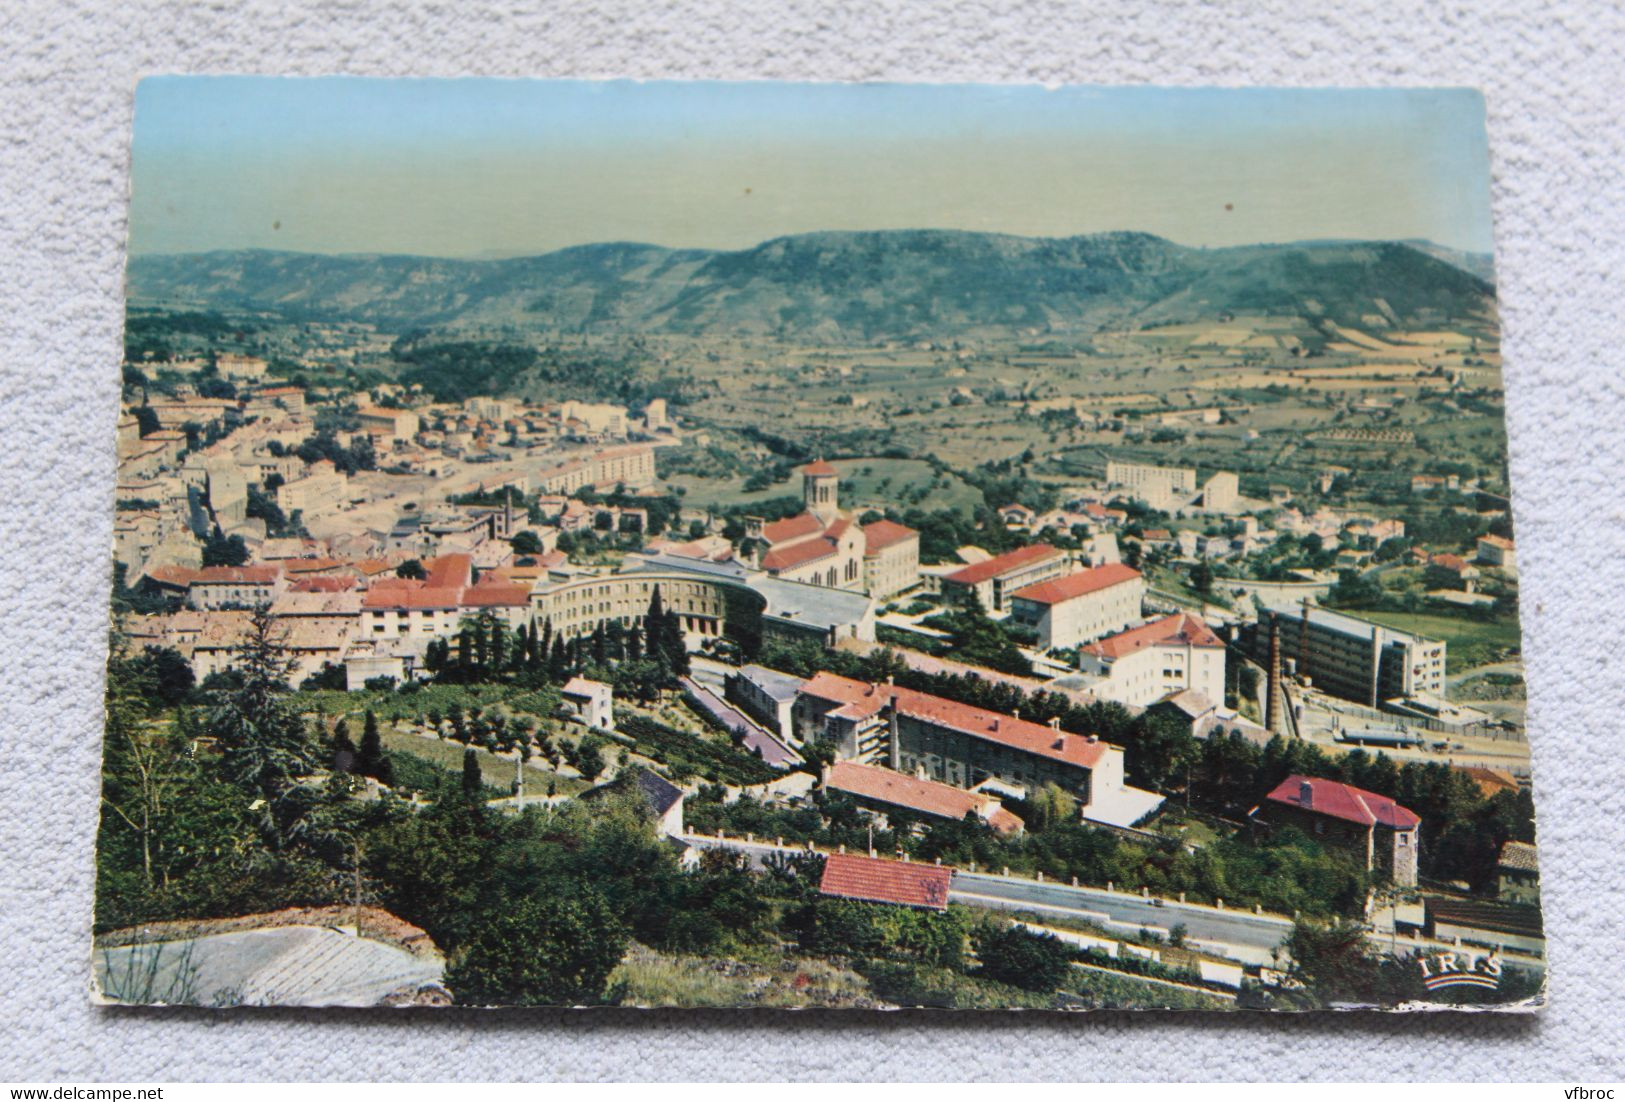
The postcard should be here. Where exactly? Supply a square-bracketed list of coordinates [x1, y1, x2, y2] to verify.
[96, 79, 1540, 1011]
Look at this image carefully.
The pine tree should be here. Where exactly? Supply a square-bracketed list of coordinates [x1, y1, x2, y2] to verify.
[205, 605, 318, 848]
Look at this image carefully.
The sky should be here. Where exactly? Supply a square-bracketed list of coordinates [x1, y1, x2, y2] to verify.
[128, 79, 1496, 258]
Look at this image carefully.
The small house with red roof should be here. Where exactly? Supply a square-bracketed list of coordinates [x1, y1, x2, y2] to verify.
[1252, 774, 1421, 886]
[823, 760, 1024, 835]
[1476, 533, 1517, 576]
[1008, 562, 1146, 649]
[818, 852, 953, 911]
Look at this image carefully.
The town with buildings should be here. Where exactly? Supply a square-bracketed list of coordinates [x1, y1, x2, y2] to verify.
[99, 316, 1541, 1013]
[95, 83, 1538, 1015]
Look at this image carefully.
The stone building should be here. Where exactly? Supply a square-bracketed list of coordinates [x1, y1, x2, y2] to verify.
[1252, 774, 1421, 886]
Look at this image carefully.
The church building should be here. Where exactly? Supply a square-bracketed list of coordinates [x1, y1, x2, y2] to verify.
[743, 462, 921, 598]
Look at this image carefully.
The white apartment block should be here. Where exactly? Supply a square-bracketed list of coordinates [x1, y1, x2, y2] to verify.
[1105, 460, 1196, 511]
[1077, 612, 1227, 708]
[1007, 563, 1146, 650]
[356, 406, 420, 446]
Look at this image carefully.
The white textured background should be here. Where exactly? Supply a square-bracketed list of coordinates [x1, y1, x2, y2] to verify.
[3, 0, 1622, 1082]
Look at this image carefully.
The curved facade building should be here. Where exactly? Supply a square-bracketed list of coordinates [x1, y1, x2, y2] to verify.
[530, 553, 876, 651]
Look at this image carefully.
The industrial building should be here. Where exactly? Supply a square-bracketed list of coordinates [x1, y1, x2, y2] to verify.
[1247, 600, 1446, 708]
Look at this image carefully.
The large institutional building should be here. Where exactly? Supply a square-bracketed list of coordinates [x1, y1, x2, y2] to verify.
[743, 462, 921, 599]
[1007, 562, 1146, 649]
[788, 670, 1162, 826]
[1247, 601, 1447, 706]
[1105, 459, 1239, 514]
[940, 543, 1071, 612]
[1076, 611, 1227, 707]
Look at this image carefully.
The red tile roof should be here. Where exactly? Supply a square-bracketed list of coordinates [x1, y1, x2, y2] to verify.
[986, 807, 1026, 834]
[280, 557, 349, 575]
[1010, 562, 1142, 606]
[1265, 774, 1420, 830]
[799, 671, 1110, 771]
[818, 852, 952, 910]
[289, 575, 358, 593]
[1083, 612, 1223, 661]
[425, 553, 472, 589]
[801, 460, 838, 477]
[460, 582, 532, 608]
[762, 538, 839, 571]
[191, 565, 282, 585]
[826, 761, 1023, 834]
[145, 565, 199, 589]
[862, 519, 918, 553]
[1457, 766, 1520, 798]
[361, 584, 463, 611]
[942, 543, 1064, 587]
[799, 671, 891, 718]
[761, 512, 826, 545]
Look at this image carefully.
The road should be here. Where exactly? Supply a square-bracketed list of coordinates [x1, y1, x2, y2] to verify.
[951, 871, 1293, 965]
[683, 834, 1294, 965]
[688, 655, 736, 694]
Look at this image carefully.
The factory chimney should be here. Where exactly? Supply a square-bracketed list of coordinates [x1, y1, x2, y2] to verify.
[1266, 618, 1283, 735]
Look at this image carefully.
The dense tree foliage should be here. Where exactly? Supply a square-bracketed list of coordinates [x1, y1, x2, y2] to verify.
[973, 922, 1076, 992]
[445, 891, 626, 1006]
[201, 527, 249, 568]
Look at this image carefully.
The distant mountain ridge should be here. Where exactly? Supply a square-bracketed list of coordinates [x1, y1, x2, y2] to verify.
[127, 229, 1497, 340]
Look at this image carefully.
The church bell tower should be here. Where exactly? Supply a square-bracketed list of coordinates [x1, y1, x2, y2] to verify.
[802, 460, 840, 525]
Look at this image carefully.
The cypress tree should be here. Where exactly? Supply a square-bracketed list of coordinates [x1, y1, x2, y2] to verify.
[461, 747, 483, 801]
[332, 718, 358, 774]
[487, 615, 506, 673]
[664, 608, 690, 676]
[643, 587, 665, 653]
[358, 710, 384, 778]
